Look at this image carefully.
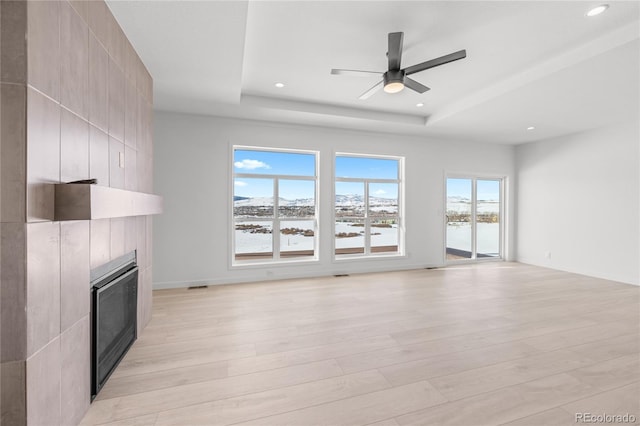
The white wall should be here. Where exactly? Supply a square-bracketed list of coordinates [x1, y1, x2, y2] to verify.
[153, 111, 516, 289]
[516, 121, 639, 285]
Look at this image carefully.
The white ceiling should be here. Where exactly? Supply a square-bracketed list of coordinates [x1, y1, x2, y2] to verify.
[107, 1, 640, 144]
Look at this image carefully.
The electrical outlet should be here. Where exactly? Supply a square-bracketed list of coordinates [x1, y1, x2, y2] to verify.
[544, 251, 551, 259]
[119, 152, 125, 169]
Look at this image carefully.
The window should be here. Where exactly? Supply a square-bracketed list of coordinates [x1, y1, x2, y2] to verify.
[446, 177, 503, 261]
[335, 154, 403, 257]
[233, 148, 318, 263]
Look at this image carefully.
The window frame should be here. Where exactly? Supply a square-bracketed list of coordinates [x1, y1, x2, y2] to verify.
[334, 152, 405, 260]
[444, 173, 505, 263]
[231, 146, 320, 266]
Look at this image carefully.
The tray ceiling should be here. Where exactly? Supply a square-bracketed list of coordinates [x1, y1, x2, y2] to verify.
[107, 1, 640, 144]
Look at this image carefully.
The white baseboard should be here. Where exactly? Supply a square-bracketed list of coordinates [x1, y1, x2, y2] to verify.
[153, 261, 444, 290]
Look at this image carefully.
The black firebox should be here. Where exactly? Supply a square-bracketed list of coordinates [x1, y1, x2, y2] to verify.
[91, 252, 138, 399]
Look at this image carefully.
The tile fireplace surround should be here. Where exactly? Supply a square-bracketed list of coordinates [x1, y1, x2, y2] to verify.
[0, 1, 157, 424]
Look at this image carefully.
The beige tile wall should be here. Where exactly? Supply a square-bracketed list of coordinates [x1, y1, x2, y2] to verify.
[0, 83, 27, 222]
[0, 1, 154, 425]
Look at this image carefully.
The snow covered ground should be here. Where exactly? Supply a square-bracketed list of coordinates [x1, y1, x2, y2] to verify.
[280, 220, 315, 252]
[446, 198, 500, 255]
[447, 199, 499, 214]
[447, 223, 500, 255]
[235, 223, 496, 256]
[235, 220, 399, 254]
[233, 196, 497, 256]
[235, 220, 317, 254]
[235, 221, 273, 254]
[335, 222, 398, 249]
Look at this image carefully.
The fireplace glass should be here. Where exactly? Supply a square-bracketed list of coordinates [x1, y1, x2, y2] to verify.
[91, 259, 138, 398]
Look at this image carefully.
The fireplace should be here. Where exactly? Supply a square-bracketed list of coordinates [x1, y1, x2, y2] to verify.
[91, 252, 138, 398]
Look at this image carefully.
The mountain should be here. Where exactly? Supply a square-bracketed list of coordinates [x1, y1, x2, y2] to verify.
[280, 198, 315, 207]
[335, 194, 361, 205]
[234, 197, 315, 207]
[234, 197, 275, 206]
[447, 196, 499, 214]
[446, 195, 470, 203]
[335, 194, 397, 206]
[234, 194, 397, 207]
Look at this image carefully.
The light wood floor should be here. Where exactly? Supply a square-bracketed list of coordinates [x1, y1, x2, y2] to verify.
[81, 262, 640, 426]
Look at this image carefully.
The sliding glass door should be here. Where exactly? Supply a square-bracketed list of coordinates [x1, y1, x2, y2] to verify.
[476, 179, 501, 258]
[446, 177, 503, 261]
[445, 179, 473, 259]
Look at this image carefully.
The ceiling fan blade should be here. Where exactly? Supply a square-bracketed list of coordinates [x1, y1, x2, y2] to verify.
[403, 49, 467, 76]
[387, 32, 403, 70]
[358, 80, 383, 100]
[403, 77, 430, 94]
[331, 69, 382, 77]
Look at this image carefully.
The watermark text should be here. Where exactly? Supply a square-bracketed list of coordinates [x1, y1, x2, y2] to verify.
[575, 413, 636, 423]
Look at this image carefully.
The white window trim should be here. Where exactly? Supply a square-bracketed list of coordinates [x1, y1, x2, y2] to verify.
[443, 173, 506, 264]
[333, 153, 405, 260]
[231, 146, 320, 266]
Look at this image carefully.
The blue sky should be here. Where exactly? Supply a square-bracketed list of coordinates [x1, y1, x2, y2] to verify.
[447, 178, 472, 198]
[280, 179, 315, 200]
[234, 178, 274, 198]
[236, 179, 398, 200]
[335, 156, 398, 179]
[234, 178, 316, 200]
[370, 183, 398, 199]
[234, 150, 400, 199]
[234, 151, 399, 180]
[234, 150, 317, 199]
[477, 180, 500, 201]
[335, 182, 398, 199]
[233, 151, 499, 202]
[447, 178, 500, 201]
[234, 150, 315, 176]
[335, 182, 363, 198]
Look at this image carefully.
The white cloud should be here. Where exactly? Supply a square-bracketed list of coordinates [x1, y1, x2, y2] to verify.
[373, 189, 386, 195]
[234, 159, 271, 170]
[234, 181, 248, 187]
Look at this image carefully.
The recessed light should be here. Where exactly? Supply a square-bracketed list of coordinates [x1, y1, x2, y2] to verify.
[586, 4, 608, 17]
[274, 82, 285, 88]
[416, 103, 424, 107]
[527, 126, 535, 130]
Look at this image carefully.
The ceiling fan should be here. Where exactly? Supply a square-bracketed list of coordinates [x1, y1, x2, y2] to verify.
[331, 32, 467, 100]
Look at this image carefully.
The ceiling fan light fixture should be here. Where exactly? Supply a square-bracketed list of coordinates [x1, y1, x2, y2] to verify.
[384, 81, 404, 93]
[383, 70, 405, 94]
[586, 4, 609, 17]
